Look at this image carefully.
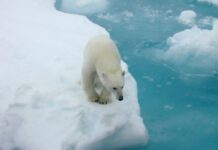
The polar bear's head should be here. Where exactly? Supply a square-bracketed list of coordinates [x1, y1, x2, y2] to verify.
[100, 71, 125, 101]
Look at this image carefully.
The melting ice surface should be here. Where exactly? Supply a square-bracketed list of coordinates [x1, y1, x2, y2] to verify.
[58, 0, 218, 150]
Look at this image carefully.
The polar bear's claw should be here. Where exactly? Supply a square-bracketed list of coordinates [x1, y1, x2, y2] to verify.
[100, 101, 107, 104]
[94, 99, 108, 105]
[99, 101, 107, 105]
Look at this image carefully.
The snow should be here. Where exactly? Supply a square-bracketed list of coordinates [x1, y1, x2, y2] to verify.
[162, 19, 218, 71]
[61, 0, 109, 14]
[198, 0, 218, 6]
[177, 10, 197, 26]
[0, 0, 148, 150]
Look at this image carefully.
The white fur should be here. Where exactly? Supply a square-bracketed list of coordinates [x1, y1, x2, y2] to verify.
[82, 35, 124, 104]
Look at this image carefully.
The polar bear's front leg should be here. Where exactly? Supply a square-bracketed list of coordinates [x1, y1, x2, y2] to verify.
[98, 87, 111, 104]
[82, 69, 99, 102]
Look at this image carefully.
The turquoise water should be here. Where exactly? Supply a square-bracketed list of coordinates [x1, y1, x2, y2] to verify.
[56, 0, 218, 149]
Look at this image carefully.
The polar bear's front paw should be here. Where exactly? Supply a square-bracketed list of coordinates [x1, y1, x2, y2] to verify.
[98, 94, 111, 105]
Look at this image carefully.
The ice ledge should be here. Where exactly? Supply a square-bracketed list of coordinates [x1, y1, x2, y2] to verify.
[0, 0, 148, 149]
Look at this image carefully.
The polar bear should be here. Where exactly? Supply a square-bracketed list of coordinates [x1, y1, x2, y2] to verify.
[82, 35, 125, 104]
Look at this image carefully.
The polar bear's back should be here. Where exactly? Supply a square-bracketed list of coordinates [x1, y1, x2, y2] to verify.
[83, 35, 121, 71]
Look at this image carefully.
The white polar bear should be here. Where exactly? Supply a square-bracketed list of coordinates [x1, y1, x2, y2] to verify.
[82, 35, 125, 104]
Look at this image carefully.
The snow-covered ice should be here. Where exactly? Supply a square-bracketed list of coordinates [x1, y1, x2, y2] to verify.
[177, 10, 197, 26]
[198, 0, 218, 6]
[0, 0, 148, 150]
[162, 19, 218, 71]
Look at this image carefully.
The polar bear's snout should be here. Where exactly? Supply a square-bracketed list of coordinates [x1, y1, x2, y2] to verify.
[118, 95, 123, 101]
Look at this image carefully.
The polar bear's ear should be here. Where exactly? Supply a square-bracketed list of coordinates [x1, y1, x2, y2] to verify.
[122, 71, 125, 76]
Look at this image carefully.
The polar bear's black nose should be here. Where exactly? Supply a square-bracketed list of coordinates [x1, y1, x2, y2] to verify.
[118, 96, 123, 101]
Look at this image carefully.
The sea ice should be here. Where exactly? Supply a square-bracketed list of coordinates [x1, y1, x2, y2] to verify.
[198, 0, 218, 6]
[177, 10, 197, 26]
[162, 19, 218, 71]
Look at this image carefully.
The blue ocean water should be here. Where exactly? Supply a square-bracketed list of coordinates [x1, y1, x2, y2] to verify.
[56, 0, 218, 149]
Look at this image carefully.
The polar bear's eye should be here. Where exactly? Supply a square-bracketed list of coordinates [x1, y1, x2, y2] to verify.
[113, 87, 117, 90]
[121, 86, 124, 89]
